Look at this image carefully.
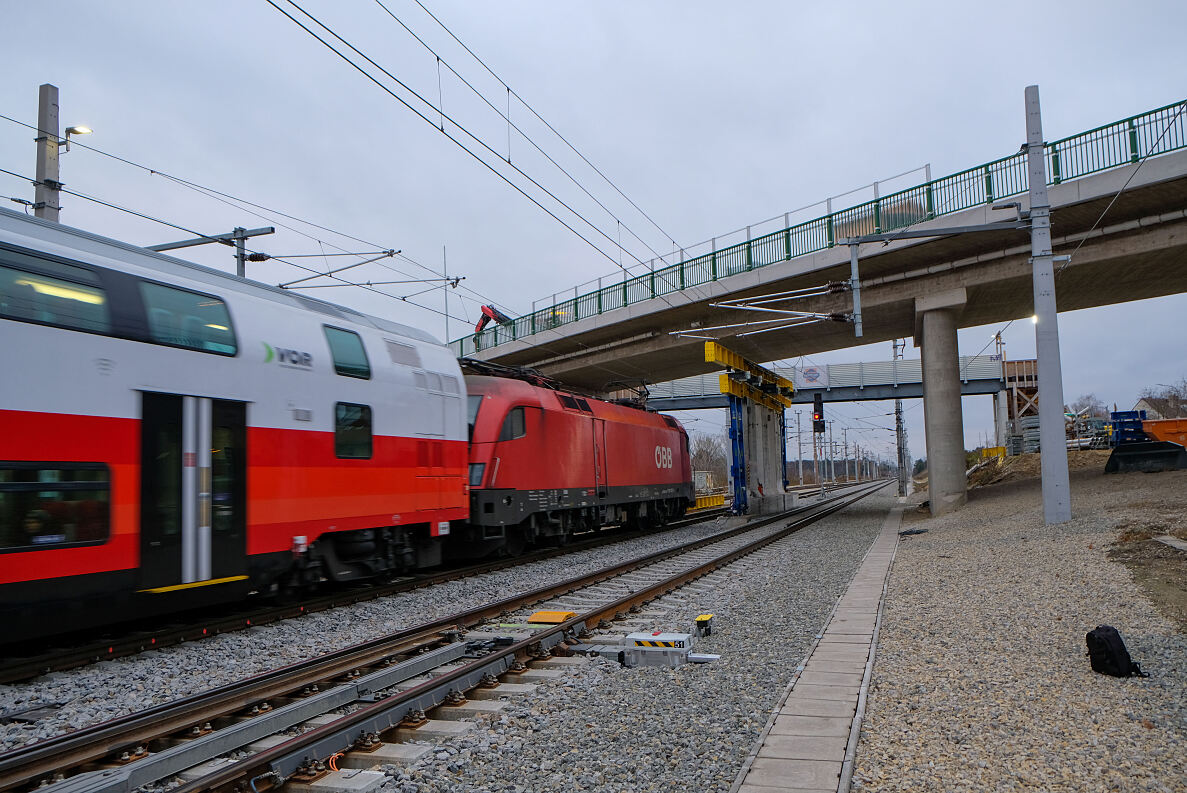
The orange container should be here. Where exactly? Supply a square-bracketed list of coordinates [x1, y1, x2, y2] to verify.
[1143, 418, 1187, 445]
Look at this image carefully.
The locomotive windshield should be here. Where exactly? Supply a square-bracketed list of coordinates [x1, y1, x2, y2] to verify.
[467, 394, 483, 441]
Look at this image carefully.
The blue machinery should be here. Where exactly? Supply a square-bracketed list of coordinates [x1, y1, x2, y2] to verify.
[728, 395, 747, 514]
[705, 343, 794, 515]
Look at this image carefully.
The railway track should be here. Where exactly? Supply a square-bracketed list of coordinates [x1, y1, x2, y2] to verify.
[0, 480, 888, 793]
[0, 507, 733, 684]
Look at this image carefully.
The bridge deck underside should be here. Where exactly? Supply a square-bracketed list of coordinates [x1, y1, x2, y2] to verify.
[480, 153, 1187, 393]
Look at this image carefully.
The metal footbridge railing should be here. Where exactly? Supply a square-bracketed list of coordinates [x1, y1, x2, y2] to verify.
[452, 100, 1186, 358]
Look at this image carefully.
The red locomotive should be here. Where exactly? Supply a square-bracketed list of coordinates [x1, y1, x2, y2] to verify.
[456, 373, 691, 555]
[0, 208, 692, 646]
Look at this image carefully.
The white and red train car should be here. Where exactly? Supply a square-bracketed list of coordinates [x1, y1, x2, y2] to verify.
[0, 208, 468, 641]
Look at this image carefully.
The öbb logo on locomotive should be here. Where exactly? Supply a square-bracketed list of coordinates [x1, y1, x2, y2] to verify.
[0, 205, 694, 645]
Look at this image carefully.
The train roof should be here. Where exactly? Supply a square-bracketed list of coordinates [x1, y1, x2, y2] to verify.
[0, 205, 438, 345]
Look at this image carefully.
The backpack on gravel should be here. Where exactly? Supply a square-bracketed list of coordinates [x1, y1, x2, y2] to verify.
[1085, 625, 1149, 678]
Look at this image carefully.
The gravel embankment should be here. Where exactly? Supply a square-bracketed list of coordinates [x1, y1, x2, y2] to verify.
[854, 470, 1187, 793]
[377, 490, 894, 793]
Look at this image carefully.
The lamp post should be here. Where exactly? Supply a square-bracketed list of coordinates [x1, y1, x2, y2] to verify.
[33, 84, 91, 222]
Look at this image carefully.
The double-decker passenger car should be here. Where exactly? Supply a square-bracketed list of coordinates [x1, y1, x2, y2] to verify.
[0, 208, 468, 642]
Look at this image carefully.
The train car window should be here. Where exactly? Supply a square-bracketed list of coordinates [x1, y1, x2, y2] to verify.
[499, 406, 526, 441]
[139, 282, 236, 354]
[466, 395, 483, 441]
[385, 340, 421, 367]
[323, 326, 371, 379]
[575, 397, 592, 412]
[0, 463, 110, 551]
[334, 402, 373, 459]
[0, 263, 111, 334]
[557, 394, 580, 410]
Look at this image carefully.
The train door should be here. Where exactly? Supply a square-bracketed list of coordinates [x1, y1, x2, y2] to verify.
[592, 418, 608, 498]
[140, 393, 247, 590]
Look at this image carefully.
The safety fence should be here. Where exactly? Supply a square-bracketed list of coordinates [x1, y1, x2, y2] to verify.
[453, 101, 1186, 357]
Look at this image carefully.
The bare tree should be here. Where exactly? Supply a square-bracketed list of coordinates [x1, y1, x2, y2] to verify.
[690, 433, 728, 488]
[1070, 393, 1108, 418]
[1139, 377, 1187, 418]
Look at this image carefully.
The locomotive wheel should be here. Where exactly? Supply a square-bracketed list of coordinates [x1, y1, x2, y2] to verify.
[503, 527, 527, 557]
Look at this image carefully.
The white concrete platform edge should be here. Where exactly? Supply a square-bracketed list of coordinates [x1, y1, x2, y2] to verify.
[726, 493, 901, 793]
[837, 506, 903, 792]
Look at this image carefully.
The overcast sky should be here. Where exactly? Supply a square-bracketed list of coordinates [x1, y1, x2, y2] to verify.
[3, 1, 1185, 466]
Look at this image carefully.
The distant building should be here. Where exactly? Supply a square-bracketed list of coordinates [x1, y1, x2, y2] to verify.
[1132, 396, 1185, 420]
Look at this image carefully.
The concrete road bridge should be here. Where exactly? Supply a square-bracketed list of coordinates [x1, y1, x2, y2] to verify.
[457, 98, 1186, 518]
[455, 100, 1187, 394]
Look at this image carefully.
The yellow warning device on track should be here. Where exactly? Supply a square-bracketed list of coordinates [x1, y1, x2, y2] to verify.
[627, 631, 690, 648]
[527, 610, 577, 624]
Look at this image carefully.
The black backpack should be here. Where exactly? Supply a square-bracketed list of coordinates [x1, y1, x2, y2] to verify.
[1085, 625, 1149, 678]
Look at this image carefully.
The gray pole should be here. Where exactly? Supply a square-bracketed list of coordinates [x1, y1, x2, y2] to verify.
[814, 428, 823, 496]
[895, 398, 907, 496]
[34, 84, 61, 222]
[827, 420, 835, 482]
[795, 410, 804, 486]
[848, 243, 863, 337]
[234, 227, 247, 278]
[842, 429, 849, 481]
[1025, 85, 1072, 524]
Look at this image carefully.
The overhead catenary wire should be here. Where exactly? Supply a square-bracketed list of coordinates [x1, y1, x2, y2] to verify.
[404, 0, 683, 254]
[372, 0, 681, 267]
[0, 162, 471, 323]
[0, 161, 656, 389]
[265, 0, 689, 310]
[0, 110, 518, 317]
[266, 0, 647, 275]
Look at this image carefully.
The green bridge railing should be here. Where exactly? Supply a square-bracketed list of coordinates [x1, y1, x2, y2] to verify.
[452, 100, 1186, 357]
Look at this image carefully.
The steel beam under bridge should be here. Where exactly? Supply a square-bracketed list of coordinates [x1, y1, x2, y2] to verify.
[646, 355, 1008, 410]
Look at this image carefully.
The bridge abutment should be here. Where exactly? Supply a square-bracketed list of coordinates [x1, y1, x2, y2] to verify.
[915, 288, 968, 516]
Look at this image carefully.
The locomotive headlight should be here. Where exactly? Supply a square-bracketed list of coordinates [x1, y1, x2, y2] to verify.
[468, 463, 486, 487]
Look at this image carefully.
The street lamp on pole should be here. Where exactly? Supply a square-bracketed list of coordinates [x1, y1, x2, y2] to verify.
[33, 84, 91, 222]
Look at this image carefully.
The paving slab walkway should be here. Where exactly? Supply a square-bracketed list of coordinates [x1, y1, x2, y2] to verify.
[731, 502, 904, 793]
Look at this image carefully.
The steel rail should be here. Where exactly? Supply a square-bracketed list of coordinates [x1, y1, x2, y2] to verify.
[181, 480, 890, 793]
[0, 483, 882, 793]
[0, 508, 729, 683]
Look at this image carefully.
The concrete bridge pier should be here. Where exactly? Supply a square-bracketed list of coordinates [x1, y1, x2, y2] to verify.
[915, 288, 968, 516]
[741, 401, 791, 515]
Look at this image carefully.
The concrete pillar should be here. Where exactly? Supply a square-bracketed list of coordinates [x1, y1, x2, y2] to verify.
[994, 390, 1008, 448]
[744, 402, 788, 514]
[914, 288, 967, 516]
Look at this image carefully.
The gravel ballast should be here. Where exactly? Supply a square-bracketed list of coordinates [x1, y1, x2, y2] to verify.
[854, 469, 1187, 792]
[0, 496, 877, 753]
[0, 514, 745, 750]
[376, 490, 895, 793]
